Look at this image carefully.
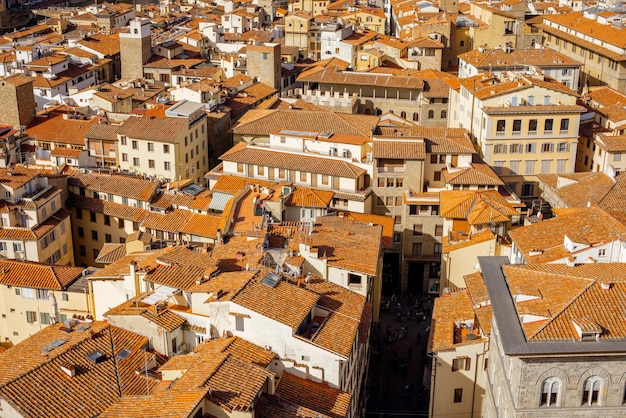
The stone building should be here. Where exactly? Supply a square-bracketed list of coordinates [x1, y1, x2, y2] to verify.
[0, 74, 35, 130]
[480, 257, 626, 418]
[246, 43, 282, 91]
[120, 18, 152, 80]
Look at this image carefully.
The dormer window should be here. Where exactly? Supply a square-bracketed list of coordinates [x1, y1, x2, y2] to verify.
[571, 318, 602, 341]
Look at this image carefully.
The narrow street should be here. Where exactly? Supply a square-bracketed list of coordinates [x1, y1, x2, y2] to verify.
[366, 294, 434, 417]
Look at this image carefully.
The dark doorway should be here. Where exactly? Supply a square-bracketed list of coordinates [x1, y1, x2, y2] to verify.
[382, 252, 400, 295]
[408, 262, 424, 294]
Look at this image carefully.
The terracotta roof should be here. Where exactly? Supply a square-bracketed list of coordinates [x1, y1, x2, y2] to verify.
[0, 166, 40, 190]
[508, 205, 626, 263]
[220, 143, 366, 179]
[26, 114, 97, 146]
[88, 248, 175, 280]
[440, 190, 518, 225]
[502, 263, 626, 341]
[189, 270, 255, 302]
[68, 194, 149, 222]
[117, 115, 189, 143]
[307, 278, 368, 357]
[298, 65, 424, 89]
[232, 273, 319, 329]
[430, 289, 486, 352]
[76, 33, 121, 56]
[0, 321, 159, 417]
[285, 187, 334, 208]
[459, 47, 581, 69]
[536, 172, 621, 209]
[68, 171, 158, 201]
[257, 372, 351, 418]
[443, 229, 496, 254]
[179, 212, 221, 237]
[84, 123, 120, 141]
[0, 260, 84, 290]
[106, 296, 186, 332]
[232, 109, 378, 138]
[95, 243, 127, 264]
[141, 209, 192, 233]
[372, 140, 425, 159]
[587, 86, 626, 108]
[340, 211, 394, 249]
[443, 162, 504, 186]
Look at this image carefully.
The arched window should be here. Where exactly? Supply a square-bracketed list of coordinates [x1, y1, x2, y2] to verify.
[401, 111, 407, 119]
[541, 377, 560, 407]
[413, 112, 419, 121]
[582, 376, 602, 406]
[441, 110, 447, 119]
[428, 110, 434, 119]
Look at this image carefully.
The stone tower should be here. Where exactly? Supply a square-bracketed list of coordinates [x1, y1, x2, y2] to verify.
[119, 18, 152, 80]
[0, 75, 35, 130]
[439, 0, 459, 15]
[246, 43, 281, 91]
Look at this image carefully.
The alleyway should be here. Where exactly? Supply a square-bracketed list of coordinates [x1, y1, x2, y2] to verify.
[366, 294, 434, 417]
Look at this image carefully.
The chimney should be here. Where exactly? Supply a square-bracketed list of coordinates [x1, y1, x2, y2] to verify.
[130, 261, 138, 277]
[60, 363, 76, 377]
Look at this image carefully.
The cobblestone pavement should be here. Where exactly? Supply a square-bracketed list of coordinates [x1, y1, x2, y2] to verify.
[366, 294, 434, 417]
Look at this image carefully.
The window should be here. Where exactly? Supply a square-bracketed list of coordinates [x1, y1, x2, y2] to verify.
[428, 110, 434, 119]
[119, 219, 125, 229]
[526, 143, 536, 153]
[541, 377, 560, 407]
[493, 144, 507, 154]
[599, 248, 607, 257]
[76, 208, 82, 219]
[430, 155, 438, 164]
[257, 166, 264, 176]
[454, 388, 463, 403]
[441, 110, 447, 119]
[434, 243, 442, 257]
[105, 234, 112, 243]
[78, 226, 84, 238]
[91, 230, 98, 241]
[62, 293, 68, 301]
[235, 316, 245, 331]
[89, 212, 96, 222]
[434, 171, 441, 181]
[122, 153, 128, 162]
[387, 178, 395, 187]
[93, 249, 99, 259]
[432, 205, 439, 215]
[435, 225, 443, 236]
[79, 245, 86, 256]
[615, 153, 622, 162]
[413, 224, 423, 236]
[544, 118, 554, 132]
[104, 215, 110, 226]
[348, 273, 362, 286]
[513, 119, 522, 133]
[148, 160, 155, 169]
[163, 144, 170, 153]
[147, 142, 154, 152]
[496, 119, 506, 133]
[541, 160, 551, 174]
[396, 178, 403, 188]
[510, 160, 520, 174]
[133, 157, 140, 166]
[413, 112, 419, 121]
[132, 140, 138, 150]
[541, 143, 554, 153]
[393, 233, 401, 244]
[26, 311, 37, 324]
[412, 243, 422, 256]
[582, 377, 602, 406]
[410, 205, 418, 215]
[452, 357, 471, 371]
[40, 312, 51, 325]
[521, 182, 534, 196]
[395, 215, 402, 225]
[556, 159, 567, 173]
[560, 119, 569, 132]
[120, 136, 127, 145]
[510, 143, 522, 154]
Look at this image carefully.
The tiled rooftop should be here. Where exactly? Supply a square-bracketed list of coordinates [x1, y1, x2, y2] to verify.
[0, 259, 84, 290]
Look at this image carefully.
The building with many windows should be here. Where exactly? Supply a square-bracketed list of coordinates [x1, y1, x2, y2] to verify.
[117, 100, 209, 184]
[0, 260, 90, 345]
[451, 72, 585, 205]
[0, 166, 74, 265]
[479, 258, 626, 418]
